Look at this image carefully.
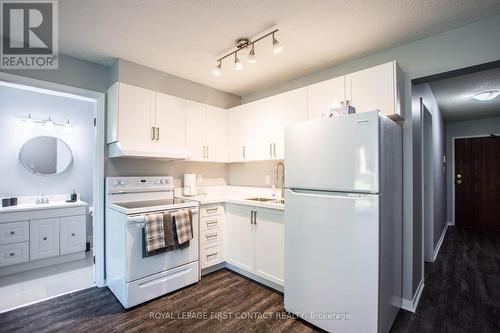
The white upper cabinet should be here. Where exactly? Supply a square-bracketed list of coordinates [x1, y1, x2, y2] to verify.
[248, 97, 275, 161]
[229, 105, 252, 162]
[186, 102, 229, 162]
[107, 82, 155, 150]
[107, 82, 189, 158]
[272, 88, 308, 159]
[205, 105, 229, 162]
[307, 76, 346, 120]
[186, 101, 207, 160]
[345, 61, 403, 119]
[154, 92, 187, 154]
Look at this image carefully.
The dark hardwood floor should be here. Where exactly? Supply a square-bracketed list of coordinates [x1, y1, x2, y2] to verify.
[1, 226, 499, 333]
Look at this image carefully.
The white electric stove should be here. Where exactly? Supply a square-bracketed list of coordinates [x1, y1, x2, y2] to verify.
[105, 176, 199, 308]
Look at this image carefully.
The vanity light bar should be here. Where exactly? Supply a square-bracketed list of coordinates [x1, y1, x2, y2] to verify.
[23, 114, 72, 130]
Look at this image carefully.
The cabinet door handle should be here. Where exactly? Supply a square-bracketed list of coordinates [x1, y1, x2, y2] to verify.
[206, 220, 218, 227]
[206, 146, 209, 159]
[250, 211, 253, 224]
[270, 143, 273, 158]
[273, 143, 276, 158]
[156, 127, 160, 141]
[71, 233, 76, 237]
[207, 252, 218, 259]
[206, 207, 218, 213]
[242, 146, 246, 159]
[43, 237, 47, 241]
[254, 211, 257, 225]
[10, 231, 15, 235]
[151, 127, 155, 140]
[206, 233, 218, 239]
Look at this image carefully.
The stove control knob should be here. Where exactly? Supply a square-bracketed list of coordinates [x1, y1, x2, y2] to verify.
[155, 180, 160, 185]
[160, 179, 165, 184]
[112, 180, 119, 186]
[119, 180, 126, 186]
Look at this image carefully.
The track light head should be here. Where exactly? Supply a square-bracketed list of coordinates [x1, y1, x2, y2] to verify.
[247, 44, 257, 63]
[234, 53, 243, 71]
[272, 33, 283, 54]
[212, 60, 222, 76]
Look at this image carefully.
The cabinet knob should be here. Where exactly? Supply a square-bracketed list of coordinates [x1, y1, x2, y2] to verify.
[43, 237, 47, 241]
[72, 233, 76, 237]
[10, 231, 15, 235]
[9, 252, 15, 257]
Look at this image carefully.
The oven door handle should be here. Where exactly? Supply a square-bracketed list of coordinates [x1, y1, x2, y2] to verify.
[127, 208, 198, 223]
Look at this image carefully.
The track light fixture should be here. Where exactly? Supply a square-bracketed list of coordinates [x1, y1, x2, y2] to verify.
[22, 114, 73, 131]
[212, 28, 282, 76]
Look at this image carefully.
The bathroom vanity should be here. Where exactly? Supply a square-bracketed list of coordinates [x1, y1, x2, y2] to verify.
[0, 199, 88, 276]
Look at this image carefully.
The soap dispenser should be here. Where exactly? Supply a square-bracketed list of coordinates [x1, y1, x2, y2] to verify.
[70, 190, 77, 202]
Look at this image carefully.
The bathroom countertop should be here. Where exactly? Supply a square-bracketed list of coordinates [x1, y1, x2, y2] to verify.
[0, 200, 88, 214]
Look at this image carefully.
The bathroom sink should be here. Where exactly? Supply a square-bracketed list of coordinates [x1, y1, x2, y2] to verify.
[246, 197, 285, 205]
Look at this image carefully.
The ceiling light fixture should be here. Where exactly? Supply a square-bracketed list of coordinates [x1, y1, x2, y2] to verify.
[247, 44, 257, 64]
[212, 60, 222, 76]
[234, 53, 243, 71]
[213, 28, 282, 76]
[472, 89, 500, 101]
[22, 114, 73, 131]
[272, 32, 283, 54]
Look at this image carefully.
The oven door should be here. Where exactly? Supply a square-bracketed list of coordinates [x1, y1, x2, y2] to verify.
[125, 207, 199, 282]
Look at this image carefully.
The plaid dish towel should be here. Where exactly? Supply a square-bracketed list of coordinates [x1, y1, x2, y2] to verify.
[145, 213, 165, 252]
[174, 209, 193, 245]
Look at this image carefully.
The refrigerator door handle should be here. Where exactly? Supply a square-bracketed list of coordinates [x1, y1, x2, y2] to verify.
[287, 188, 373, 199]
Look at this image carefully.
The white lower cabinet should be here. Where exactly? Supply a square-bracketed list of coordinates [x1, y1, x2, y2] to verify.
[225, 204, 284, 286]
[200, 204, 225, 269]
[60, 215, 86, 255]
[30, 218, 60, 261]
[0, 242, 29, 267]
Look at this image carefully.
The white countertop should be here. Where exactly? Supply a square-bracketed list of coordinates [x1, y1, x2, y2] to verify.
[0, 200, 88, 213]
[175, 186, 284, 211]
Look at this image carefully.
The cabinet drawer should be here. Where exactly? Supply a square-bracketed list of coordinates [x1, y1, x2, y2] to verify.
[200, 204, 224, 217]
[0, 221, 29, 245]
[60, 215, 86, 255]
[0, 242, 29, 267]
[201, 216, 224, 231]
[201, 243, 223, 269]
[201, 229, 222, 245]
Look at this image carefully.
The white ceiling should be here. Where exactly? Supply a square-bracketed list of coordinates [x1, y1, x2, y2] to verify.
[429, 67, 500, 122]
[56, 0, 500, 96]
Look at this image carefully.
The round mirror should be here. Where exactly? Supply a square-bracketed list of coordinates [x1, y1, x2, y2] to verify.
[19, 136, 73, 176]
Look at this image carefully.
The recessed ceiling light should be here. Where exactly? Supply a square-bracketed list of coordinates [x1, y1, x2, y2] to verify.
[472, 89, 500, 101]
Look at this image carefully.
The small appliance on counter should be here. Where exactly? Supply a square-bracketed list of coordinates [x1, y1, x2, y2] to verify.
[67, 190, 78, 202]
[183, 174, 197, 196]
[2, 198, 11, 207]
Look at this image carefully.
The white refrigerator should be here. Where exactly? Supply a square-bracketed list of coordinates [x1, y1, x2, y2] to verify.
[284, 111, 402, 333]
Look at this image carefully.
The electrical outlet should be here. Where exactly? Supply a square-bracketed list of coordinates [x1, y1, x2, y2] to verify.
[265, 175, 270, 185]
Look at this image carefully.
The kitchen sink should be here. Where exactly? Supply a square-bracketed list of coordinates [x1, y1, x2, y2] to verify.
[246, 197, 285, 205]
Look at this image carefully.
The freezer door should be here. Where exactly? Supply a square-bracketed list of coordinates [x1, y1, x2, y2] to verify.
[285, 111, 380, 193]
[284, 189, 379, 333]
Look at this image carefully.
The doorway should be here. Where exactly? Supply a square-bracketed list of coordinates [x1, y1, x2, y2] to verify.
[0, 73, 105, 312]
[454, 136, 500, 231]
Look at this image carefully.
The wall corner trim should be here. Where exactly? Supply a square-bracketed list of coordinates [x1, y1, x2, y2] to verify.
[401, 279, 425, 313]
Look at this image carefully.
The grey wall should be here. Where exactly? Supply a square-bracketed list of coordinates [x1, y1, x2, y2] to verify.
[228, 161, 279, 187]
[413, 83, 447, 262]
[446, 116, 500, 223]
[0, 85, 95, 235]
[111, 59, 241, 109]
[241, 15, 500, 302]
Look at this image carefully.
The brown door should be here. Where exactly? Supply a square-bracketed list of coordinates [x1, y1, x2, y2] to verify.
[455, 136, 500, 231]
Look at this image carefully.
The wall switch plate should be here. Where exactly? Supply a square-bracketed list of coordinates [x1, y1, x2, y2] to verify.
[265, 175, 270, 185]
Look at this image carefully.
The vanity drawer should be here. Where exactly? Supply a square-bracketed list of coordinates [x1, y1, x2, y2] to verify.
[201, 216, 224, 231]
[201, 243, 223, 269]
[201, 229, 223, 245]
[0, 242, 29, 267]
[200, 205, 224, 218]
[0, 221, 29, 245]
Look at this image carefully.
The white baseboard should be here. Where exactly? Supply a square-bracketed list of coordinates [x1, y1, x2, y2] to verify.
[401, 279, 424, 313]
[432, 223, 448, 262]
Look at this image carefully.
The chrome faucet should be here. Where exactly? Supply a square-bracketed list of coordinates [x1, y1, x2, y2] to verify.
[274, 161, 285, 199]
[36, 193, 49, 204]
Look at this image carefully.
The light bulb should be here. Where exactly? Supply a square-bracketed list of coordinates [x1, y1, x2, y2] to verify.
[24, 114, 34, 128]
[272, 34, 283, 54]
[234, 53, 243, 71]
[247, 45, 256, 64]
[64, 119, 72, 132]
[44, 117, 55, 130]
[212, 61, 221, 76]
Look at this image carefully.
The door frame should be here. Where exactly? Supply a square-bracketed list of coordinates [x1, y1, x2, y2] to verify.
[0, 72, 106, 287]
[421, 104, 434, 262]
[451, 134, 500, 226]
